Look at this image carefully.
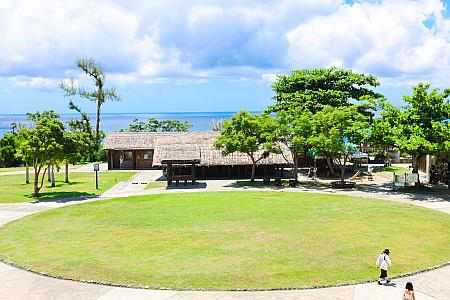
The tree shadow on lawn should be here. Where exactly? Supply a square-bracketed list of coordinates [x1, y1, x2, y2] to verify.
[355, 181, 450, 202]
[226, 180, 331, 190]
[28, 191, 98, 203]
[229, 179, 450, 202]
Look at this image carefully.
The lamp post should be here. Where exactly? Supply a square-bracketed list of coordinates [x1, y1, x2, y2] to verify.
[93, 163, 99, 190]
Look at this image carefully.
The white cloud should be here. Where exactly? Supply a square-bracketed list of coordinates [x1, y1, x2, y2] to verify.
[0, 0, 450, 87]
[261, 73, 278, 85]
[286, 0, 450, 84]
[10, 76, 60, 90]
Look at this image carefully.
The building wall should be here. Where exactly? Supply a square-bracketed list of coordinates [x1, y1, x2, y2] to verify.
[167, 164, 291, 179]
[108, 149, 154, 170]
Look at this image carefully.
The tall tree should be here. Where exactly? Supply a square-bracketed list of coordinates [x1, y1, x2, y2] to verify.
[63, 131, 90, 183]
[366, 101, 402, 164]
[274, 108, 313, 181]
[17, 114, 66, 197]
[0, 133, 20, 168]
[66, 101, 99, 162]
[60, 58, 120, 146]
[310, 106, 369, 182]
[269, 67, 382, 114]
[27, 111, 63, 185]
[394, 83, 450, 173]
[214, 111, 278, 181]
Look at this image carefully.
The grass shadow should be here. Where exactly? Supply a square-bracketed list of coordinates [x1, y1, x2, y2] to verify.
[355, 181, 450, 202]
[227, 180, 331, 190]
[29, 191, 97, 203]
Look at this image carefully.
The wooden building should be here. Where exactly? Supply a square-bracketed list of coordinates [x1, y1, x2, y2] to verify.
[103, 132, 292, 179]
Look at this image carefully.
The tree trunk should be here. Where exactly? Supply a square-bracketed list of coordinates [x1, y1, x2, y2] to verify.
[25, 162, 30, 184]
[448, 153, 450, 190]
[413, 154, 422, 188]
[250, 156, 256, 182]
[95, 94, 102, 146]
[413, 154, 421, 173]
[326, 157, 335, 176]
[293, 153, 299, 182]
[65, 161, 69, 183]
[51, 165, 56, 187]
[340, 156, 348, 183]
[33, 168, 40, 197]
[47, 164, 51, 182]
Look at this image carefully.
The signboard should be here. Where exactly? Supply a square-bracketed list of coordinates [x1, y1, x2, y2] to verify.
[406, 173, 419, 183]
[393, 172, 420, 190]
[394, 173, 405, 187]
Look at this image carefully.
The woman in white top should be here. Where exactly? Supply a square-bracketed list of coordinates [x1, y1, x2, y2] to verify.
[402, 282, 415, 300]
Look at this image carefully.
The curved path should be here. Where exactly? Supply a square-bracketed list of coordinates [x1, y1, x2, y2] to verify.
[0, 176, 449, 300]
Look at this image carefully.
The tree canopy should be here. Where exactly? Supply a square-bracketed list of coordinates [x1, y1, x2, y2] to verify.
[122, 118, 193, 132]
[390, 83, 450, 172]
[0, 133, 20, 168]
[274, 108, 313, 180]
[214, 111, 278, 181]
[269, 67, 382, 114]
[310, 105, 369, 182]
[60, 58, 120, 147]
[17, 112, 66, 196]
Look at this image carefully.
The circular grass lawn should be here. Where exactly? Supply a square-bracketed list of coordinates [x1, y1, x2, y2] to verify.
[0, 192, 449, 290]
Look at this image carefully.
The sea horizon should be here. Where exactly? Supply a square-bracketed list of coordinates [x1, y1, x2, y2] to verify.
[0, 111, 260, 137]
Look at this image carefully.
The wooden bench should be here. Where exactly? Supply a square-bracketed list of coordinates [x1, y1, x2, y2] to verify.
[331, 181, 356, 189]
[170, 175, 195, 186]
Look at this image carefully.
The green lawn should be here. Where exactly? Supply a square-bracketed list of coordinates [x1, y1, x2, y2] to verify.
[236, 180, 329, 188]
[0, 192, 448, 290]
[0, 172, 135, 203]
[0, 164, 85, 173]
[373, 166, 410, 179]
[381, 166, 409, 173]
[145, 181, 166, 189]
[0, 166, 26, 173]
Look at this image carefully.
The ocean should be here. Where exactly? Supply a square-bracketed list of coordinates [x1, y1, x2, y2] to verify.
[0, 112, 241, 137]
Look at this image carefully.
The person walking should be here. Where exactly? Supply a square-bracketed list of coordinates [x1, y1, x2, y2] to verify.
[402, 282, 415, 300]
[376, 248, 392, 285]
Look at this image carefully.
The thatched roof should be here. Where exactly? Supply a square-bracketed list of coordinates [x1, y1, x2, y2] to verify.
[104, 132, 292, 166]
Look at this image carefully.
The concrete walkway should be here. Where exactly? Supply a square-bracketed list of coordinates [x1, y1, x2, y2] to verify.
[0, 163, 109, 176]
[0, 174, 449, 299]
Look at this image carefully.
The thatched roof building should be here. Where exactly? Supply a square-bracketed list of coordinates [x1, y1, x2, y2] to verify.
[104, 132, 291, 168]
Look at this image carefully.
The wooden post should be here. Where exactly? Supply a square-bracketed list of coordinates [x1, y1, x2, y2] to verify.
[192, 163, 196, 185]
[109, 151, 113, 170]
[167, 163, 172, 186]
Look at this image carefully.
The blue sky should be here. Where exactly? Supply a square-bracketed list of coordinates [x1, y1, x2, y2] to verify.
[1, 0, 450, 114]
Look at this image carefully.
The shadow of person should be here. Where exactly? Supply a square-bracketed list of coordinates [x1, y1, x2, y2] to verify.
[383, 281, 397, 288]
